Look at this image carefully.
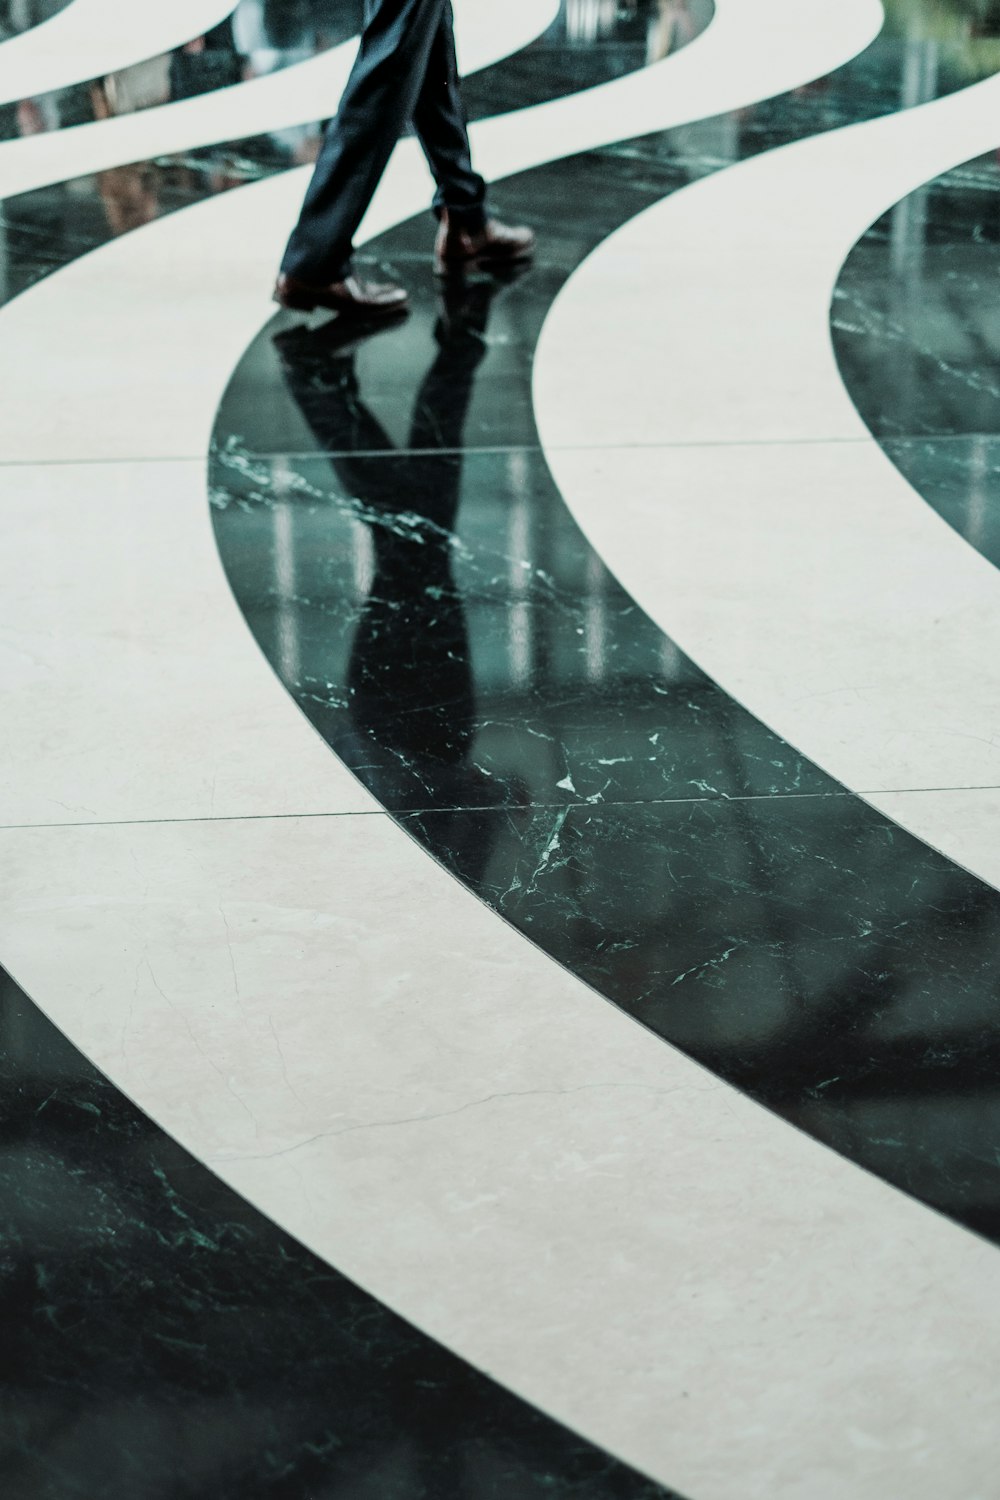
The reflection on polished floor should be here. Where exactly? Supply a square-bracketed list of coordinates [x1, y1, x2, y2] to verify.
[5, 1, 1000, 1497]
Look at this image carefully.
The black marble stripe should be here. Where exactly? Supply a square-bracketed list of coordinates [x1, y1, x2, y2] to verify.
[0, 1, 363, 145]
[211, 0, 1000, 1249]
[0, 0, 72, 43]
[832, 143, 1000, 569]
[0, 0, 713, 308]
[0, 5, 715, 1494]
[0, 0, 361, 306]
[0, 963, 680, 1499]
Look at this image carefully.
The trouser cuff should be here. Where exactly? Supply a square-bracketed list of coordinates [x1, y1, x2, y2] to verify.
[435, 201, 488, 231]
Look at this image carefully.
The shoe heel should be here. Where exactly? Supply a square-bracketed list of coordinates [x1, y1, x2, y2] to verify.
[273, 283, 319, 312]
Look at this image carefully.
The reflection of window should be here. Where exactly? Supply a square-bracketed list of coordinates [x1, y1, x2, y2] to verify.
[102, 56, 173, 116]
[564, 0, 624, 44]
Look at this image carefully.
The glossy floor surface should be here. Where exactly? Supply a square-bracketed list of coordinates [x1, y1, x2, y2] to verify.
[4, 2, 1000, 1498]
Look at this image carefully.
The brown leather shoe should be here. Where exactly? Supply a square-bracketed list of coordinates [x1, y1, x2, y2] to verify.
[434, 211, 535, 274]
[273, 271, 409, 318]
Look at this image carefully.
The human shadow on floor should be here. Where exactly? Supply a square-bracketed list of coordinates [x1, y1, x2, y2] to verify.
[274, 273, 530, 873]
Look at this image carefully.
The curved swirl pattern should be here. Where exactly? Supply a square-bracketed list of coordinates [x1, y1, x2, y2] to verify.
[832, 152, 1000, 571]
[535, 22, 1000, 899]
[0, 0, 238, 105]
[0, 0, 881, 463]
[0, 0, 557, 200]
[8, 7, 1000, 1500]
[0, 0, 73, 44]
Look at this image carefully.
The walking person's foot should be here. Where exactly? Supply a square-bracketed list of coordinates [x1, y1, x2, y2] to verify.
[433, 211, 535, 275]
[273, 272, 409, 318]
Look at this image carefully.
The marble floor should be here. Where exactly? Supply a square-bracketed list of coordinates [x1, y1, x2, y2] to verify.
[3, 1, 1000, 1496]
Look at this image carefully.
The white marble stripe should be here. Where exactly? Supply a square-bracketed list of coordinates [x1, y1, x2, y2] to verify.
[0, 0, 882, 467]
[0, 0, 880, 829]
[16, 6, 1000, 1500]
[0, 0, 237, 108]
[533, 69, 1000, 895]
[5, 730, 1000, 1500]
[0, 0, 575, 830]
[0, 0, 558, 201]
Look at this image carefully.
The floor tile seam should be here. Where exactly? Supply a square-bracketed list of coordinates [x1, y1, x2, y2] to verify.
[0, 435, 891, 471]
[218, 435, 883, 459]
[0, 455, 209, 471]
[875, 432, 1000, 445]
[1, 781, 998, 836]
[4, 430, 992, 472]
[221, 431, 997, 460]
[219, 436, 877, 461]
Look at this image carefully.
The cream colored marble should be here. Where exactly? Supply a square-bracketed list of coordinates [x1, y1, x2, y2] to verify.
[10, 4, 996, 1496]
[0, 0, 882, 465]
[0, 460, 375, 825]
[1, 808, 999, 1500]
[0, 0, 559, 201]
[869, 786, 1000, 892]
[534, 61, 1000, 888]
[0, 0, 878, 831]
[0, 0, 237, 105]
[538, 439, 1000, 797]
[0, 0, 570, 828]
[535, 62, 1000, 451]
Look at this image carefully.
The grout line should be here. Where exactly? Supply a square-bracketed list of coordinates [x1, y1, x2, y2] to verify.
[1, 782, 999, 834]
[0, 433, 994, 471]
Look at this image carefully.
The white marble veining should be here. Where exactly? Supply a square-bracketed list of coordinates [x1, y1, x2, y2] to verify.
[537, 439, 1000, 801]
[9, 3, 998, 1496]
[3, 809, 1000, 1500]
[0, 0, 876, 830]
[535, 61, 1000, 890]
[0, 0, 883, 465]
[0, 0, 559, 201]
[0, 0, 237, 106]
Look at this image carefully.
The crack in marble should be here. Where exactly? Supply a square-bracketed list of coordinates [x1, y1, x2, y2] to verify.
[215, 1079, 710, 1164]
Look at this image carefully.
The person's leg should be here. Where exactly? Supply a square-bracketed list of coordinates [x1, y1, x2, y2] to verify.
[410, 2, 486, 230]
[280, 0, 448, 286]
[410, 1, 535, 273]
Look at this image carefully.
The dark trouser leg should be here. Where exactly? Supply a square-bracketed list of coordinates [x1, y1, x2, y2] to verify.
[410, 2, 486, 228]
[281, 0, 449, 284]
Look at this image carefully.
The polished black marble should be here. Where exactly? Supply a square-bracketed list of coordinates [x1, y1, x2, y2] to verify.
[216, 152, 683, 455]
[0, 8, 717, 1495]
[210, 0, 1000, 1256]
[11, 0, 1000, 1489]
[884, 435, 1000, 569]
[0, 0, 708, 309]
[834, 149, 1000, 442]
[833, 147, 1000, 574]
[0, 0, 69, 39]
[213, 254, 1000, 1243]
[9, 0, 995, 312]
[401, 797, 1000, 1242]
[0, 1, 365, 142]
[0, 965, 681, 1500]
[212, 418, 831, 808]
